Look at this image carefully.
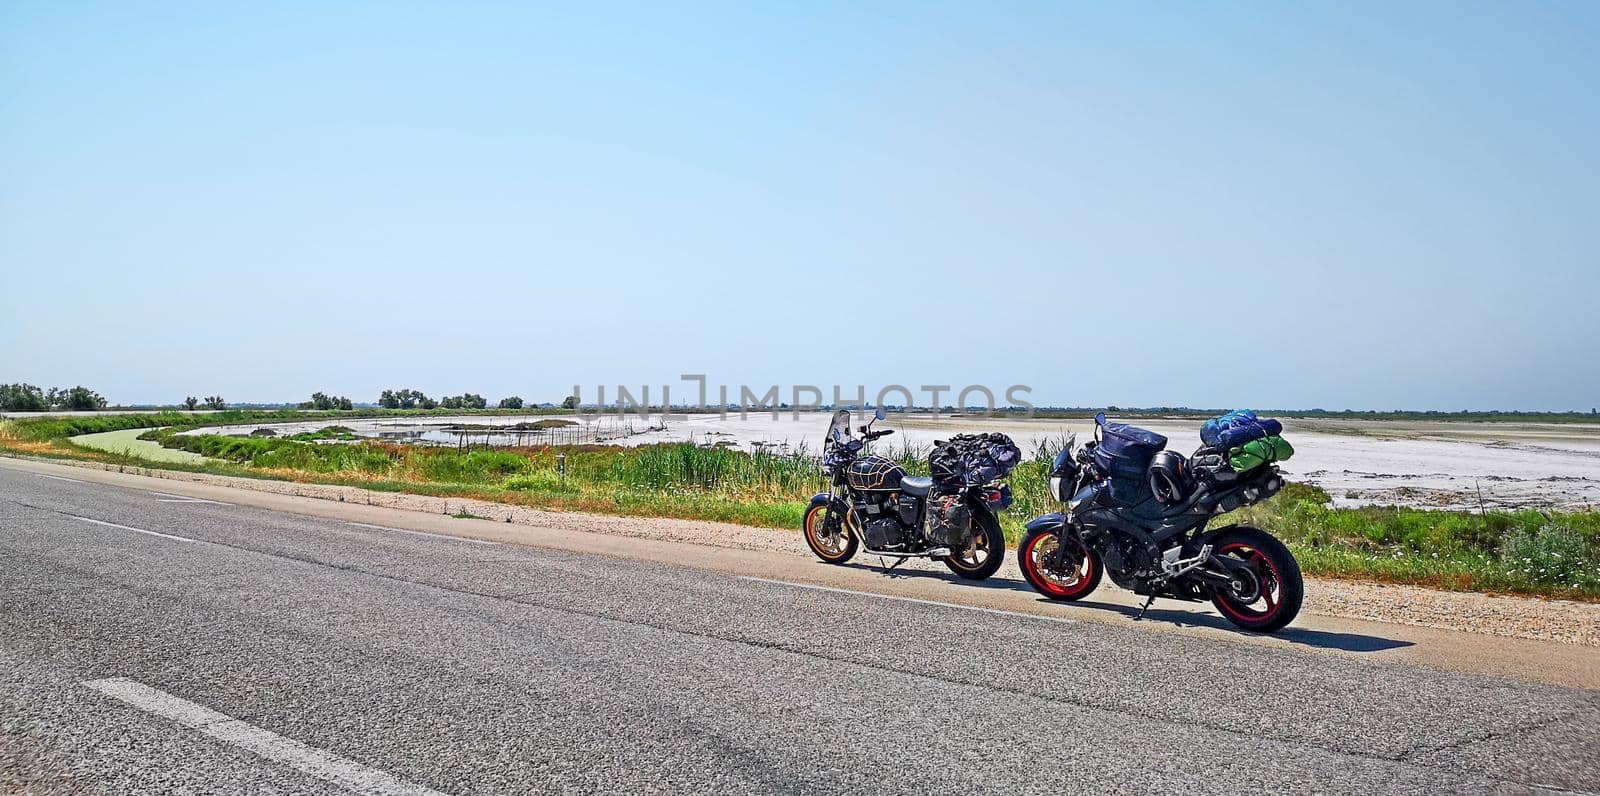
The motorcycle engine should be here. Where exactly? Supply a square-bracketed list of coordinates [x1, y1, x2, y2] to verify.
[857, 495, 909, 550]
[1101, 532, 1161, 592]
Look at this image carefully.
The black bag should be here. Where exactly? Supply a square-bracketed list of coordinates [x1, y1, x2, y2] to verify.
[929, 433, 1022, 493]
[1189, 452, 1240, 487]
[926, 494, 972, 547]
[1092, 413, 1167, 506]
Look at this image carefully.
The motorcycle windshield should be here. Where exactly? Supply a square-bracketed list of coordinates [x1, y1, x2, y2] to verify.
[826, 409, 852, 445]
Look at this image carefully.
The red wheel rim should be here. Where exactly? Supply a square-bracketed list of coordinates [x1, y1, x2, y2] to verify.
[1024, 532, 1095, 598]
[1213, 542, 1282, 622]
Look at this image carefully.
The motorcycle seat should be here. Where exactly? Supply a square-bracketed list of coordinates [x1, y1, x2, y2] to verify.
[899, 476, 933, 497]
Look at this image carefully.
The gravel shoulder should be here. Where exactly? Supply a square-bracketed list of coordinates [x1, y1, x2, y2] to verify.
[7, 452, 1596, 649]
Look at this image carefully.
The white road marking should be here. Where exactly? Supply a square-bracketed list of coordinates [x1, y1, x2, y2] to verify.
[345, 521, 499, 546]
[145, 491, 232, 505]
[35, 473, 87, 483]
[738, 576, 1079, 625]
[71, 516, 196, 543]
[82, 678, 447, 796]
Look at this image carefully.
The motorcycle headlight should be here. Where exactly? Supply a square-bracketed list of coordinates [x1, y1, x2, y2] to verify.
[1049, 476, 1065, 502]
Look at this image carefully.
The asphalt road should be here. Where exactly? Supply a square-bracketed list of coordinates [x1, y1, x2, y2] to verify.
[2, 464, 1597, 794]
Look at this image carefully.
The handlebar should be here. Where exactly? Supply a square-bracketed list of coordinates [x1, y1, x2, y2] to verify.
[829, 430, 892, 460]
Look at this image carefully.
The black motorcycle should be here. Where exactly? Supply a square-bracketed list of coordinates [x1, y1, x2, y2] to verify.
[802, 409, 1010, 580]
[1017, 415, 1303, 632]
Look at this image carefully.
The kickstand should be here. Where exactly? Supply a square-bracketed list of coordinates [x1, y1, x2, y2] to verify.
[1135, 594, 1156, 620]
[880, 556, 906, 573]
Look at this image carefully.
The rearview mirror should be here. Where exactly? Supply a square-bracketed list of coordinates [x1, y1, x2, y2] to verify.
[874, 408, 887, 420]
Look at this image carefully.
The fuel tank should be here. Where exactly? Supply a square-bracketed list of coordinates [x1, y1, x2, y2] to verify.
[846, 455, 906, 491]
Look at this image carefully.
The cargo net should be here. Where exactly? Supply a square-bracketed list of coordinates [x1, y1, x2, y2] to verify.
[929, 433, 1021, 494]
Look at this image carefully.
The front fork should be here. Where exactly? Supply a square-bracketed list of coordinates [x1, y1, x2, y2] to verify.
[820, 485, 851, 542]
[1050, 519, 1084, 571]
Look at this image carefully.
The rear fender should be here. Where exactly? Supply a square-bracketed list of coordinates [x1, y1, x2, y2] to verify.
[962, 499, 1005, 549]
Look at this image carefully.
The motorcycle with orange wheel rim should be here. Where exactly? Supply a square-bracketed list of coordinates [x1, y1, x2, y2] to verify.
[803, 409, 1010, 580]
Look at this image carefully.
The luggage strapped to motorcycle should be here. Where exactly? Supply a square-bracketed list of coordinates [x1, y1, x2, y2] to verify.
[1091, 413, 1168, 506]
[929, 433, 1021, 493]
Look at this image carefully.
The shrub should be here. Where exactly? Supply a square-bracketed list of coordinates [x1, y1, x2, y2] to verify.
[1500, 523, 1600, 590]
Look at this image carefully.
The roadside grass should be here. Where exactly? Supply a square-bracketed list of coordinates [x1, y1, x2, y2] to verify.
[1235, 482, 1600, 596]
[3, 414, 1597, 600]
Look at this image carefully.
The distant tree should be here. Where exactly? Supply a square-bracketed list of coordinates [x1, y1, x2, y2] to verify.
[303, 392, 352, 410]
[202, 395, 226, 410]
[379, 389, 432, 409]
[57, 386, 108, 411]
[440, 393, 487, 410]
[498, 396, 524, 409]
[337, 396, 353, 410]
[183, 396, 199, 410]
[561, 395, 579, 410]
[0, 383, 49, 412]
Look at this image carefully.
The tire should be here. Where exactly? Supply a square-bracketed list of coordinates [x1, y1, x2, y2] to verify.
[803, 501, 857, 564]
[1207, 526, 1303, 633]
[944, 506, 1006, 580]
[1017, 526, 1102, 601]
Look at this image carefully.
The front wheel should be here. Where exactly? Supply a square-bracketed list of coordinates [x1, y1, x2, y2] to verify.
[803, 501, 857, 564]
[1018, 527, 1102, 601]
[944, 506, 1006, 580]
[1207, 527, 1303, 633]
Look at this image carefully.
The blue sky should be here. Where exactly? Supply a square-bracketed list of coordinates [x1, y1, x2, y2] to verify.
[2, 1, 1596, 410]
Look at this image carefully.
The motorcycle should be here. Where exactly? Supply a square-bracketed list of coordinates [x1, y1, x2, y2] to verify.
[1017, 416, 1304, 632]
[802, 409, 1010, 580]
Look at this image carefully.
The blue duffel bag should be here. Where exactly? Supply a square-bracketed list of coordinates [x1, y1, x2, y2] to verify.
[1201, 410, 1284, 449]
[1093, 413, 1168, 505]
[1215, 417, 1283, 449]
[1201, 410, 1254, 447]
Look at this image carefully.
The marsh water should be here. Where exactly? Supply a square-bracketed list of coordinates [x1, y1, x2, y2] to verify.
[181, 415, 653, 449]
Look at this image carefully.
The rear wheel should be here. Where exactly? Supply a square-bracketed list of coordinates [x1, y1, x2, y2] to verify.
[1207, 527, 1303, 633]
[803, 502, 857, 564]
[1018, 527, 1102, 601]
[944, 507, 1006, 580]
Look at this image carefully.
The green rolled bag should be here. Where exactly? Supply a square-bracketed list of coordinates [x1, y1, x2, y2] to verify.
[1228, 435, 1294, 473]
